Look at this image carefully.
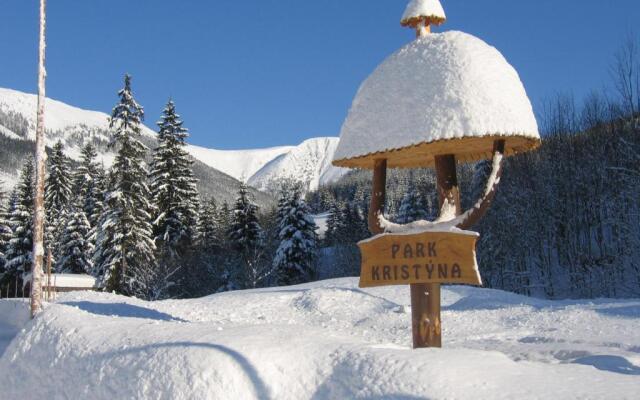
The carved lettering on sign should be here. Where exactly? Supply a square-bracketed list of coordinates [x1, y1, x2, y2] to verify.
[358, 231, 481, 288]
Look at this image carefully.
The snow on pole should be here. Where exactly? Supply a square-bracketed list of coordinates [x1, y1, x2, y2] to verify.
[30, 0, 47, 318]
[401, 0, 446, 37]
[331, 0, 543, 350]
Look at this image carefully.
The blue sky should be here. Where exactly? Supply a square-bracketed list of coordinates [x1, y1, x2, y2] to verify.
[1, 1, 639, 149]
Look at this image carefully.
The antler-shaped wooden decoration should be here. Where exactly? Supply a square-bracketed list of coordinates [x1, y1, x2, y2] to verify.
[371, 139, 506, 234]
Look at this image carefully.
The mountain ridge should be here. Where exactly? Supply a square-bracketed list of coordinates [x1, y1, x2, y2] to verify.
[0, 87, 272, 207]
[0, 87, 345, 196]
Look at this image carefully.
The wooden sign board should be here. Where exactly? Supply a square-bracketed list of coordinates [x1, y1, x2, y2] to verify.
[358, 231, 481, 288]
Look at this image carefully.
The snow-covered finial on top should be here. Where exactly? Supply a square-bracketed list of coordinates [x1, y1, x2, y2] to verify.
[401, 0, 446, 37]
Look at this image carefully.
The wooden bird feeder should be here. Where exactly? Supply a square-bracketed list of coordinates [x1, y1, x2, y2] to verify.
[332, 0, 540, 349]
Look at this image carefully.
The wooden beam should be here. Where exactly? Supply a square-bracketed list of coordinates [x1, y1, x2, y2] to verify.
[368, 159, 387, 235]
[332, 135, 539, 170]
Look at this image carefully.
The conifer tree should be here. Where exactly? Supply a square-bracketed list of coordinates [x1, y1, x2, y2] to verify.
[470, 159, 492, 206]
[93, 74, 156, 296]
[73, 143, 104, 228]
[4, 160, 35, 286]
[149, 100, 199, 257]
[58, 206, 93, 274]
[46, 141, 72, 211]
[342, 202, 369, 242]
[273, 188, 318, 285]
[45, 140, 72, 256]
[217, 201, 232, 244]
[197, 198, 220, 254]
[324, 201, 344, 246]
[0, 190, 13, 272]
[397, 188, 428, 224]
[87, 167, 107, 229]
[228, 183, 265, 288]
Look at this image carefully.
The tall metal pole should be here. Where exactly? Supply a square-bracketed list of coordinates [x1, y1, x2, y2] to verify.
[30, 0, 47, 318]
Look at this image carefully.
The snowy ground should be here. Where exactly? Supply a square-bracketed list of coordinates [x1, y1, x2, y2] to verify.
[1, 278, 639, 399]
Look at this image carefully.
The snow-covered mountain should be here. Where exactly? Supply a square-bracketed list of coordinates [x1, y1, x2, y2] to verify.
[0, 87, 346, 198]
[190, 137, 349, 194]
[187, 144, 295, 183]
[189, 137, 347, 193]
[248, 137, 348, 193]
[0, 87, 273, 206]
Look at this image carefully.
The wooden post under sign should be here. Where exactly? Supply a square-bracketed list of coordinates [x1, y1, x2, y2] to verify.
[410, 154, 461, 348]
[365, 154, 471, 349]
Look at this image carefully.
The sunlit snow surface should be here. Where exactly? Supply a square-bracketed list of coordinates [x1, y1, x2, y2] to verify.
[1, 278, 639, 399]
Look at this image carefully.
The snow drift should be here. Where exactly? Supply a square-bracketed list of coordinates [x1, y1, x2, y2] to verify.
[1, 278, 639, 399]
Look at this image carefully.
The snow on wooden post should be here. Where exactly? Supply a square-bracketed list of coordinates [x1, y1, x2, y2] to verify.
[332, 0, 540, 349]
[411, 153, 461, 348]
[368, 159, 387, 235]
[30, 0, 47, 318]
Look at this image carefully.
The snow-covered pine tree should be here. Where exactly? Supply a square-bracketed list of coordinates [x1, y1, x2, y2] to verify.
[57, 205, 93, 274]
[93, 74, 156, 296]
[324, 201, 344, 246]
[45, 140, 72, 258]
[180, 198, 225, 296]
[72, 143, 104, 229]
[197, 198, 220, 255]
[149, 100, 199, 258]
[217, 201, 231, 240]
[227, 183, 265, 288]
[469, 159, 492, 207]
[0, 189, 12, 273]
[273, 188, 318, 285]
[87, 167, 107, 229]
[344, 202, 369, 242]
[275, 185, 291, 226]
[46, 140, 72, 211]
[396, 188, 429, 224]
[4, 160, 35, 288]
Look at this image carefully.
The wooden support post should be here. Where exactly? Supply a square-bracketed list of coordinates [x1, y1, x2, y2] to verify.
[368, 159, 387, 235]
[411, 282, 441, 347]
[411, 154, 460, 348]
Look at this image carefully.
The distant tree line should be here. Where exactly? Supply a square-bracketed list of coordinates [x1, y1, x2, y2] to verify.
[0, 75, 318, 299]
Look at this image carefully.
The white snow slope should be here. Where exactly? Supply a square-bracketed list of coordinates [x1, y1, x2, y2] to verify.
[248, 137, 349, 193]
[0, 87, 345, 192]
[0, 87, 150, 139]
[1, 278, 639, 399]
[0, 87, 156, 168]
[187, 144, 295, 183]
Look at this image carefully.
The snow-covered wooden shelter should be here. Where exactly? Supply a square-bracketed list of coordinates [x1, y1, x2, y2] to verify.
[43, 274, 97, 293]
[333, 15, 539, 169]
[332, 0, 541, 349]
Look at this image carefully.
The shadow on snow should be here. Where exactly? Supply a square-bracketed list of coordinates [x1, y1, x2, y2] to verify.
[61, 301, 186, 322]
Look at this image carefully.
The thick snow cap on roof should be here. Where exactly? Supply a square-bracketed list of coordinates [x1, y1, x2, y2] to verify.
[401, 0, 446, 26]
[333, 31, 540, 169]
